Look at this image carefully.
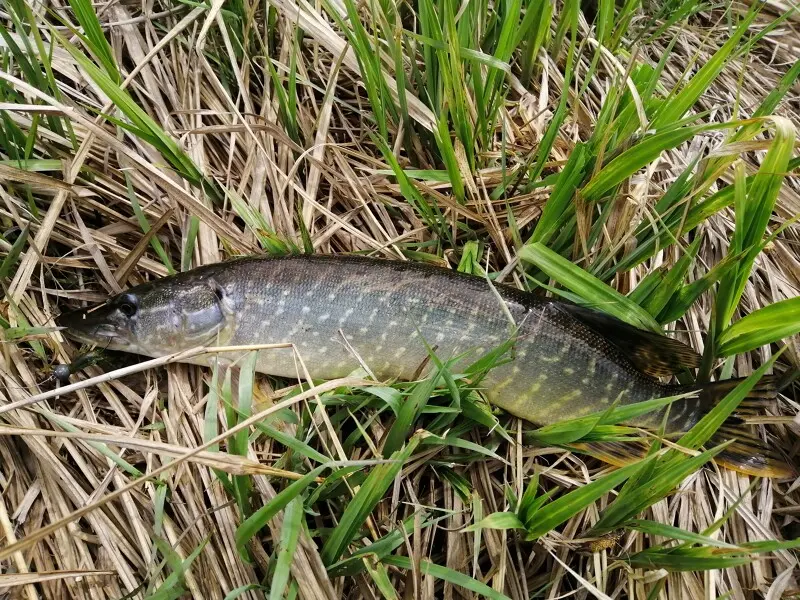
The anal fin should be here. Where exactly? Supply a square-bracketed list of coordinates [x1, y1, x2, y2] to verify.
[569, 440, 650, 468]
[569, 428, 794, 479]
[710, 425, 796, 478]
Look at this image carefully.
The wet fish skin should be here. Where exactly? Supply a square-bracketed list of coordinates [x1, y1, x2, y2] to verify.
[56, 254, 697, 430]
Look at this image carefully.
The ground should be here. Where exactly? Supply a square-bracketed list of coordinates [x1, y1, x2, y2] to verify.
[0, 0, 799, 598]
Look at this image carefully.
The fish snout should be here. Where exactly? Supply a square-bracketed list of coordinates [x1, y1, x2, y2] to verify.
[55, 304, 127, 347]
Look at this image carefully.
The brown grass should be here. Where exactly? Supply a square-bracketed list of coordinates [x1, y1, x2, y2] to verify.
[0, 0, 799, 598]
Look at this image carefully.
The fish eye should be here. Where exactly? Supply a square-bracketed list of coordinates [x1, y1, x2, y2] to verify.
[118, 294, 138, 317]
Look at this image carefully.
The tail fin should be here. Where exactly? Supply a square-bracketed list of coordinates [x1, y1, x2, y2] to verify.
[696, 375, 795, 479]
[571, 375, 795, 479]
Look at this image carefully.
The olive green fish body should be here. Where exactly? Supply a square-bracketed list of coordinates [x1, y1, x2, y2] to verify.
[214, 257, 677, 428]
[58, 255, 691, 429]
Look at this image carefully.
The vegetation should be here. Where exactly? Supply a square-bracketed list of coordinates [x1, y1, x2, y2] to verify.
[0, 0, 798, 597]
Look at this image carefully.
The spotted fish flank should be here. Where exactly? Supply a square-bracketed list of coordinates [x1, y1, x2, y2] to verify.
[57, 254, 792, 477]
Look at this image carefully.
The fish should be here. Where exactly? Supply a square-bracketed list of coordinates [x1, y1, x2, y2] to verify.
[56, 254, 792, 477]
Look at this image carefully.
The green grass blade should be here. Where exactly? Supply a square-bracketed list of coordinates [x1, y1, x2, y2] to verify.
[382, 367, 440, 457]
[321, 435, 421, 565]
[225, 585, 268, 600]
[462, 511, 524, 532]
[148, 535, 210, 600]
[269, 497, 304, 600]
[50, 27, 209, 191]
[717, 299, 800, 356]
[66, 0, 120, 83]
[433, 109, 465, 203]
[649, 8, 757, 130]
[381, 555, 511, 600]
[625, 537, 800, 572]
[638, 236, 700, 317]
[0, 224, 29, 279]
[254, 421, 329, 464]
[714, 117, 795, 334]
[235, 466, 326, 560]
[525, 455, 657, 540]
[123, 173, 174, 274]
[591, 443, 729, 533]
[519, 242, 662, 332]
[530, 393, 689, 447]
[656, 251, 742, 324]
[528, 144, 587, 246]
[582, 125, 710, 202]
[46, 414, 143, 477]
[626, 519, 741, 549]
[204, 364, 221, 450]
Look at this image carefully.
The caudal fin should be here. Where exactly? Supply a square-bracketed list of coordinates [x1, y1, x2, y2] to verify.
[697, 375, 795, 478]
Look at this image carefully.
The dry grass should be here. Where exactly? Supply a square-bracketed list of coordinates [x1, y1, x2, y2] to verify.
[1, 0, 799, 598]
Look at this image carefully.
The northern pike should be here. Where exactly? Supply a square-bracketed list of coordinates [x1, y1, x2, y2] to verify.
[56, 254, 791, 477]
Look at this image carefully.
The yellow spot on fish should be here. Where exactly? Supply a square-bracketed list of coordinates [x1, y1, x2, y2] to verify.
[559, 390, 581, 403]
[563, 367, 574, 375]
[541, 355, 560, 363]
[582, 377, 590, 385]
[493, 377, 515, 393]
[588, 358, 596, 376]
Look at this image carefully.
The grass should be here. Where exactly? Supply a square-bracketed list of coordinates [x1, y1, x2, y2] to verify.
[0, 0, 799, 597]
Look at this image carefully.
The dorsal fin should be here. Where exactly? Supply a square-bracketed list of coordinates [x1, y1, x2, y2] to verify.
[556, 303, 701, 378]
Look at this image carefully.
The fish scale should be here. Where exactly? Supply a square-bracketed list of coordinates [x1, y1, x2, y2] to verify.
[57, 254, 792, 477]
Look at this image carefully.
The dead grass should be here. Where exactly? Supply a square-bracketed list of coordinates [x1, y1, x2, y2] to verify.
[0, 0, 799, 598]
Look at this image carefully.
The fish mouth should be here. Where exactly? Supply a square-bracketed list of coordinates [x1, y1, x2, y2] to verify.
[56, 307, 127, 348]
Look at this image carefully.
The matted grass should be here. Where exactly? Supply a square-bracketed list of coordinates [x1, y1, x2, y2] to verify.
[0, 0, 799, 598]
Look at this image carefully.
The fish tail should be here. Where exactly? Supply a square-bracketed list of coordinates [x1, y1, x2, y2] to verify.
[688, 375, 795, 478]
[572, 375, 795, 479]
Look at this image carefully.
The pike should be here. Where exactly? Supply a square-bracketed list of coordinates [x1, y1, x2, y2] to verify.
[57, 254, 791, 477]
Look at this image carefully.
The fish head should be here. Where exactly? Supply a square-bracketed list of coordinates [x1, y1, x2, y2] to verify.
[57, 274, 235, 356]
